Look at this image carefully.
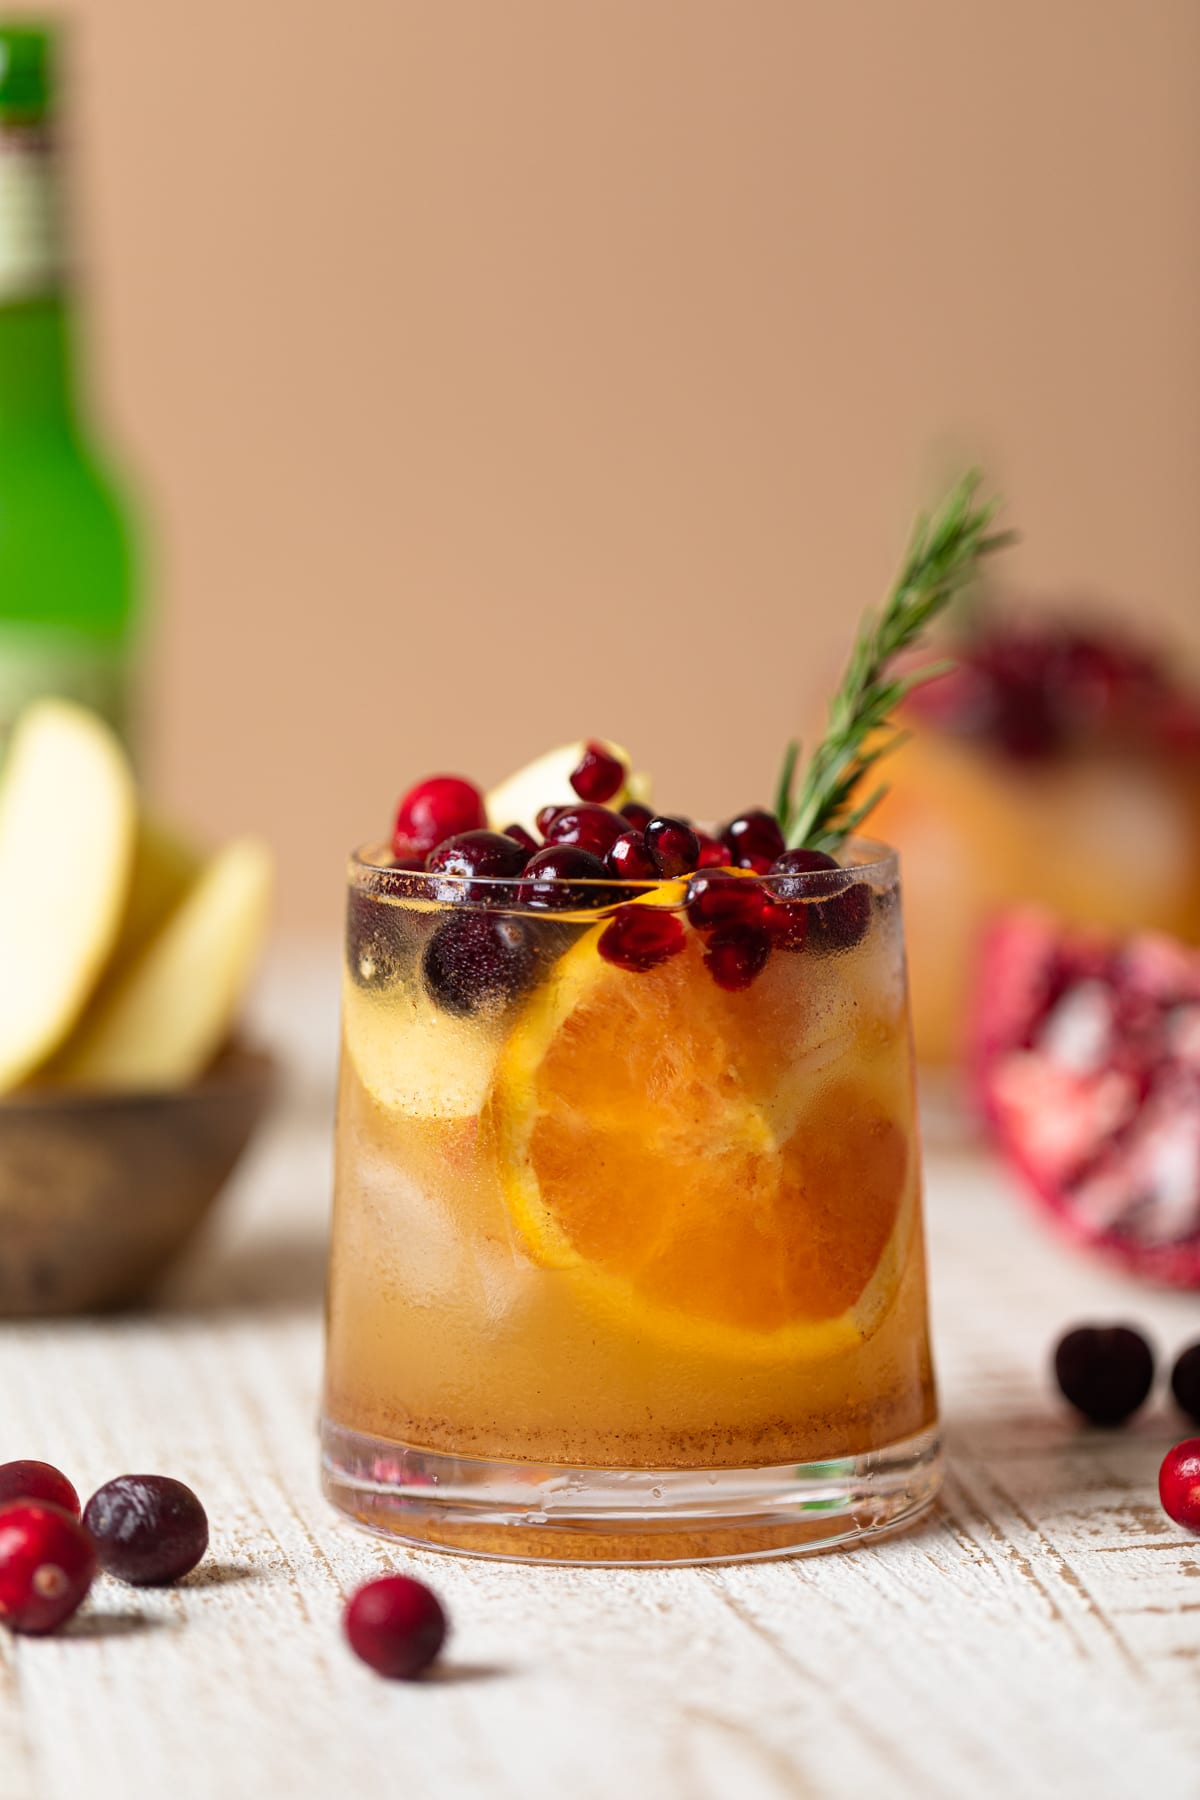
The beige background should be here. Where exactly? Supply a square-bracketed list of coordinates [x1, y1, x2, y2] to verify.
[57, 0, 1200, 926]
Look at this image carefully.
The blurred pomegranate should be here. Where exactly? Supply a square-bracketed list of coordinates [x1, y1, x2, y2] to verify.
[972, 908, 1200, 1287]
[870, 614, 1200, 1065]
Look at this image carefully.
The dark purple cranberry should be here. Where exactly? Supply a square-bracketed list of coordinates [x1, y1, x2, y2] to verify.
[695, 832, 728, 869]
[502, 823, 539, 856]
[543, 804, 627, 859]
[607, 829, 659, 880]
[620, 801, 654, 831]
[0, 1463, 80, 1519]
[768, 849, 870, 953]
[703, 924, 771, 992]
[344, 1574, 447, 1680]
[685, 871, 764, 931]
[83, 1475, 209, 1586]
[569, 741, 626, 805]
[1053, 1325, 1155, 1426]
[518, 845, 617, 911]
[422, 911, 536, 1014]
[393, 775, 486, 857]
[426, 830, 528, 883]
[1171, 1343, 1200, 1425]
[721, 809, 785, 870]
[769, 847, 839, 887]
[598, 905, 686, 973]
[645, 816, 701, 878]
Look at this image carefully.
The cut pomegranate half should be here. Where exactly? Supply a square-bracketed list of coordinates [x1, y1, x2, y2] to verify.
[972, 908, 1200, 1286]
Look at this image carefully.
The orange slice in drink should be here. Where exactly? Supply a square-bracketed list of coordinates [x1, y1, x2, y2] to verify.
[490, 896, 913, 1361]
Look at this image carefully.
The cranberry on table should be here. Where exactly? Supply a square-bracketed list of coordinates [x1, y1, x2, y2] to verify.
[344, 1574, 447, 1680]
[1171, 1343, 1200, 1425]
[620, 801, 654, 831]
[518, 845, 616, 911]
[1159, 1440, 1200, 1534]
[598, 904, 686, 973]
[703, 923, 771, 992]
[83, 1475, 209, 1587]
[569, 741, 626, 805]
[422, 911, 535, 1016]
[1053, 1324, 1155, 1426]
[542, 804, 628, 858]
[393, 776, 486, 858]
[645, 816, 701, 878]
[0, 1502, 95, 1634]
[685, 870, 764, 932]
[0, 1461, 80, 1519]
[606, 829, 659, 881]
[721, 809, 785, 870]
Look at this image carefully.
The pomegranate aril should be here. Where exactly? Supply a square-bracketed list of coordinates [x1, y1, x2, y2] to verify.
[685, 871, 764, 931]
[569, 741, 626, 805]
[503, 823, 539, 856]
[518, 845, 617, 911]
[0, 1462, 80, 1519]
[83, 1475, 209, 1587]
[1053, 1324, 1155, 1425]
[607, 830, 659, 881]
[769, 849, 869, 953]
[1171, 1344, 1200, 1424]
[344, 1574, 447, 1680]
[536, 804, 565, 838]
[645, 816, 701, 878]
[543, 804, 628, 858]
[694, 832, 728, 869]
[393, 775, 486, 858]
[0, 1502, 95, 1634]
[422, 911, 535, 1015]
[721, 809, 785, 869]
[621, 801, 653, 831]
[1160, 1440, 1200, 1534]
[598, 905, 686, 973]
[425, 829, 528, 892]
[703, 923, 771, 992]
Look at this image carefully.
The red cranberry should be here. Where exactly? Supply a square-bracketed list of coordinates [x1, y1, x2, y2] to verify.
[0, 1462, 80, 1519]
[569, 741, 626, 805]
[703, 924, 771, 992]
[645, 816, 701, 878]
[83, 1475, 209, 1586]
[425, 829, 528, 892]
[694, 832, 728, 869]
[721, 810, 785, 870]
[621, 801, 654, 831]
[393, 776, 486, 857]
[543, 804, 627, 858]
[598, 905, 686, 973]
[503, 823, 539, 855]
[1160, 1440, 1200, 1534]
[1053, 1324, 1155, 1426]
[422, 911, 535, 1014]
[344, 1574, 447, 1680]
[769, 849, 870, 953]
[0, 1502, 95, 1633]
[685, 871, 764, 931]
[518, 845, 617, 910]
[1171, 1344, 1200, 1425]
[607, 829, 659, 880]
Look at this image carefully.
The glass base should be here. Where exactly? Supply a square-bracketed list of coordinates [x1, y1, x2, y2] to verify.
[320, 1419, 942, 1566]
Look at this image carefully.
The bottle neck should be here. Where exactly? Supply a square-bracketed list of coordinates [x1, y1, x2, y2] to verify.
[0, 120, 73, 432]
[0, 293, 72, 428]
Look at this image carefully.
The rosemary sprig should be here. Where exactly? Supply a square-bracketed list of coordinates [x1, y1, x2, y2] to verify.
[779, 470, 1014, 853]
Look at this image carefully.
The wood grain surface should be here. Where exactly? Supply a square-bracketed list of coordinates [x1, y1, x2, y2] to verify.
[1, 947, 1197, 1800]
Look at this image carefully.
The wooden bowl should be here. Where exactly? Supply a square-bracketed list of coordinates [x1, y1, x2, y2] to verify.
[0, 1047, 277, 1316]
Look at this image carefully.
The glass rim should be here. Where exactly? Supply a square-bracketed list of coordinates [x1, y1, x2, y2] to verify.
[348, 835, 899, 903]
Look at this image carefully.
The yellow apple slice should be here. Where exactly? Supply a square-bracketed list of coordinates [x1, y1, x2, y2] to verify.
[486, 739, 643, 837]
[0, 699, 137, 1092]
[53, 837, 273, 1090]
[107, 817, 203, 983]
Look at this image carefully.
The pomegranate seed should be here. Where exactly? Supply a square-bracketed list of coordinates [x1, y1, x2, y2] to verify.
[598, 905, 686, 973]
[425, 829, 528, 891]
[503, 823, 539, 856]
[721, 810, 785, 869]
[393, 776, 486, 858]
[761, 893, 809, 952]
[703, 924, 771, 992]
[607, 830, 659, 880]
[769, 849, 871, 952]
[0, 1462, 80, 1519]
[1172, 1344, 1200, 1425]
[621, 801, 654, 831]
[423, 911, 535, 1015]
[518, 845, 616, 911]
[344, 1574, 447, 1680]
[694, 832, 728, 869]
[685, 871, 764, 931]
[645, 816, 701, 878]
[543, 804, 627, 858]
[536, 804, 565, 837]
[1160, 1440, 1200, 1534]
[1053, 1324, 1155, 1425]
[0, 1502, 95, 1634]
[83, 1475, 209, 1587]
[569, 741, 626, 805]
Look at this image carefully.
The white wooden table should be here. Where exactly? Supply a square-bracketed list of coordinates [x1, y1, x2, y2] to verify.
[3, 944, 1200, 1800]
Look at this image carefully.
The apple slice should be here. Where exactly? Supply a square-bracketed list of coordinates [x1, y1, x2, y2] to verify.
[107, 817, 202, 983]
[0, 699, 137, 1093]
[486, 739, 644, 837]
[53, 837, 273, 1090]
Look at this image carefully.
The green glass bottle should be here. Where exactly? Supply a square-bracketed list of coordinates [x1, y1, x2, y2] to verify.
[0, 22, 138, 754]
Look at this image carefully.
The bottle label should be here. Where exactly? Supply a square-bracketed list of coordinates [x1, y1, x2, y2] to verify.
[0, 625, 128, 755]
[0, 124, 60, 300]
